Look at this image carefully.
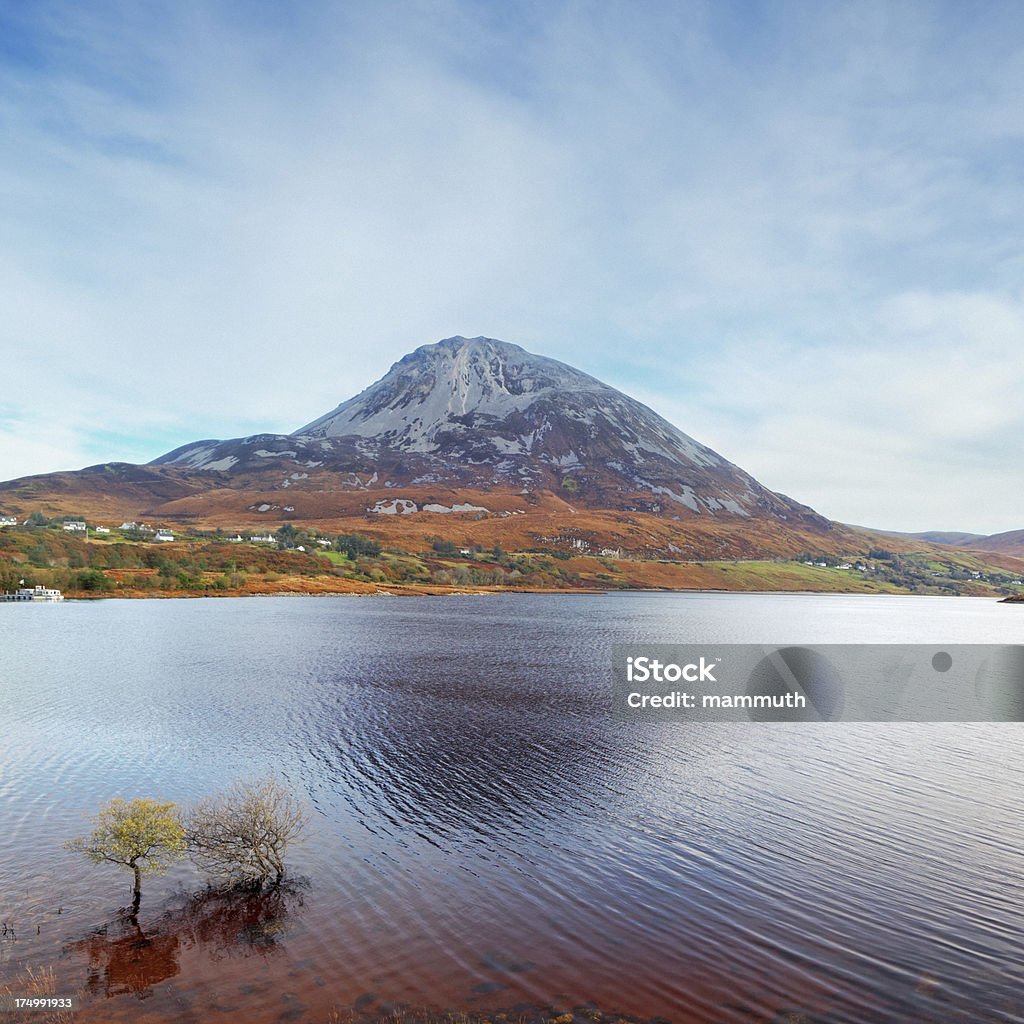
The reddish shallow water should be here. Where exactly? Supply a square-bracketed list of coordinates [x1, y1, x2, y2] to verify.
[2, 594, 1023, 1023]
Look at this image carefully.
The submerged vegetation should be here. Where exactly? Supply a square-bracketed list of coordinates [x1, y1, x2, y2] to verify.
[66, 778, 309, 912]
[328, 1006, 673, 1024]
[64, 799, 186, 912]
[187, 777, 309, 890]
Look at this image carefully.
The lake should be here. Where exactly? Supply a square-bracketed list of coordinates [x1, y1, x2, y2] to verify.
[1, 593, 1023, 1023]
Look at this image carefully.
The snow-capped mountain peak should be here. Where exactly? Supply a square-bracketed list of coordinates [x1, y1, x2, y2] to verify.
[294, 336, 719, 467]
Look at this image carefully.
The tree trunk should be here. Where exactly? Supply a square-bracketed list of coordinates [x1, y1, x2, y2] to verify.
[131, 863, 142, 914]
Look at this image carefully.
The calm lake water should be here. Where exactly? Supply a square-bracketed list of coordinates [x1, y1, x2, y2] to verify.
[1, 593, 1023, 1024]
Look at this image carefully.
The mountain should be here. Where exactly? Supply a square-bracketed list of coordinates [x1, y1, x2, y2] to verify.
[154, 336, 824, 525]
[959, 529, 1024, 557]
[871, 527, 1024, 557]
[903, 531, 987, 546]
[0, 336, 842, 558]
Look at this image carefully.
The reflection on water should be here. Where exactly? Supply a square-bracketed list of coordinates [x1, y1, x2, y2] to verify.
[78, 914, 180, 999]
[74, 885, 304, 1001]
[1, 593, 1023, 1023]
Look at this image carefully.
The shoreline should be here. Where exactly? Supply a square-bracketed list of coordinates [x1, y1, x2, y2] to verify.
[28, 585, 1013, 602]
[5, 528, 1021, 601]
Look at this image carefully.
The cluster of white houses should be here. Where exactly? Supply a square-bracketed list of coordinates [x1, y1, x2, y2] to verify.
[229, 534, 332, 549]
[0, 516, 175, 541]
[0, 516, 291, 547]
[56, 520, 177, 541]
[118, 522, 174, 541]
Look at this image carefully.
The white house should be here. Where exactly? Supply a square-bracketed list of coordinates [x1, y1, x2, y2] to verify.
[62, 521, 87, 532]
[94, 526, 111, 534]
[154, 530, 175, 542]
[0, 516, 16, 528]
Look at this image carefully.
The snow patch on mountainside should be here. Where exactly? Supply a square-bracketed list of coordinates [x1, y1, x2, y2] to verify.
[369, 499, 418, 515]
[422, 503, 489, 514]
[647, 483, 701, 512]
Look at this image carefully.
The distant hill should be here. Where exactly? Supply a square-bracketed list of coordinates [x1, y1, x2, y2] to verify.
[960, 529, 1024, 557]
[876, 530, 987, 546]
[868, 526, 1024, 557]
[860, 528, 1024, 561]
[905, 532, 983, 548]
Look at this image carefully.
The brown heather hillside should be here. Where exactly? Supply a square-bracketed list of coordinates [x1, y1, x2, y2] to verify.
[1, 469, 848, 562]
[2, 464, 1023, 597]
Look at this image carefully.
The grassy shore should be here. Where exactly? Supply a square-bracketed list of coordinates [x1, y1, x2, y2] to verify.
[2, 523, 1022, 600]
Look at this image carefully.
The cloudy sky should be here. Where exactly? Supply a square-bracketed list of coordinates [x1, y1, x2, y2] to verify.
[1, 1, 1022, 533]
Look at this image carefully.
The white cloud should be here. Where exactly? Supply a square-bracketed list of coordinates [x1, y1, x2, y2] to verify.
[634, 288, 1024, 532]
[1, 2, 1022, 533]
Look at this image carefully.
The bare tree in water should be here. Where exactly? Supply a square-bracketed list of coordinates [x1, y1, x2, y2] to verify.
[187, 777, 308, 890]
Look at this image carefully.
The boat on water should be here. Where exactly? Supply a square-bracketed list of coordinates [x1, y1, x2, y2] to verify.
[1, 585, 64, 602]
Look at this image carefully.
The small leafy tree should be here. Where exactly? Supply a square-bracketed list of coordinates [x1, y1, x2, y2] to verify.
[335, 533, 381, 559]
[66, 798, 186, 911]
[275, 523, 298, 546]
[187, 777, 308, 891]
[75, 568, 113, 592]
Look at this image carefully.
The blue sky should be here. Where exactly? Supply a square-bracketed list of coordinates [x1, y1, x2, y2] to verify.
[1, 0, 1022, 533]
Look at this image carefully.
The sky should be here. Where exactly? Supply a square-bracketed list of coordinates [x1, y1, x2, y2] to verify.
[1, 0, 1022, 534]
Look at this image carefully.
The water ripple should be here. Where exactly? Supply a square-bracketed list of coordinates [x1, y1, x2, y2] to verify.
[1, 594, 1023, 1023]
